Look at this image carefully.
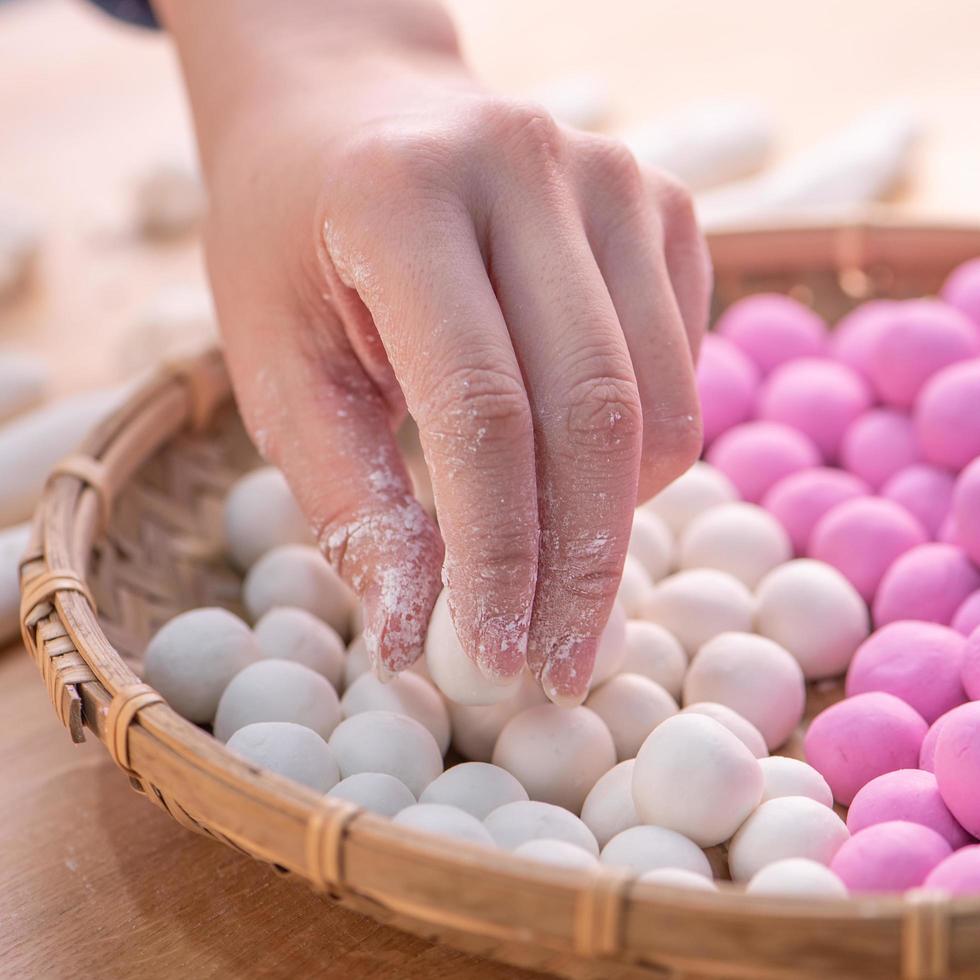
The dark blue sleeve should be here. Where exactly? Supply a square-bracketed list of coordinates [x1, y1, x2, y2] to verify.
[86, 0, 159, 29]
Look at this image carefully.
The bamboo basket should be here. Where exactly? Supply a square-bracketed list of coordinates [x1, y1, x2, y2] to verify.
[19, 220, 980, 980]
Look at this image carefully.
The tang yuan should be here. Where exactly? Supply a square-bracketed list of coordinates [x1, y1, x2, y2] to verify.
[746, 858, 848, 898]
[484, 800, 599, 855]
[513, 838, 598, 870]
[226, 722, 340, 792]
[419, 763, 528, 819]
[254, 606, 345, 688]
[758, 756, 833, 808]
[696, 333, 760, 446]
[839, 409, 921, 490]
[586, 673, 678, 760]
[327, 772, 416, 817]
[628, 510, 674, 582]
[580, 760, 640, 849]
[393, 804, 495, 847]
[620, 620, 687, 699]
[915, 359, 980, 471]
[830, 821, 951, 893]
[642, 461, 738, 535]
[600, 825, 711, 877]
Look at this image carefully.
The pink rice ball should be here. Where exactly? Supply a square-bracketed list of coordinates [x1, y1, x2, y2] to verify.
[839, 409, 921, 490]
[939, 515, 960, 545]
[756, 358, 872, 462]
[696, 333, 760, 447]
[830, 300, 899, 381]
[846, 769, 971, 850]
[880, 464, 956, 539]
[915, 359, 980, 472]
[804, 692, 927, 806]
[706, 421, 821, 504]
[934, 700, 980, 837]
[952, 591, 980, 636]
[845, 620, 967, 724]
[866, 300, 979, 409]
[924, 845, 980, 896]
[953, 459, 980, 567]
[715, 293, 828, 376]
[809, 497, 928, 602]
[919, 707, 960, 773]
[940, 257, 980, 329]
[962, 626, 980, 700]
[762, 467, 869, 555]
[830, 820, 952, 893]
[872, 544, 980, 629]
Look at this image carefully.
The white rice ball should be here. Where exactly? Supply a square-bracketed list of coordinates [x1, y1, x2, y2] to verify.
[758, 756, 834, 808]
[620, 621, 687, 699]
[328, 710, 443, 797]
[513, 838, 599, 870]
[580, 760, 640, 849]
[643, 569, 755, 656]
[223, 467, 311, 570]
[745, 857, 848, 898]
[243, 544, 354, 637]
[254, 606, 345, 688]
[484, 800, 599, 855]
[628, 509, 675, 581]
[341, 671, 450, 754]
[639, 868, 718, 891]
[683, 632, 805, 749]
[681, 702, 769, 759]
[617, 555, 655, 617]
[344, 633, 372, 690]
[589, 601, 628, 688]
[678, 502, 792, 588]
[393, 803, 496, 847]
[493, 705, 616, 813]
[225, 721, 339, 791]
[143, 607, 260, 724]
[586, 674, 678, 760]
[213, 659, 342, 742]
[754, 559, 870, 680]
[632, 712, 764, 847]
[727, 796, 850, 882]
[326, 772, 416, 816]
[600, 825, 712, 877]
[643, 461, 739, 535]
[420, 762, 528, 819]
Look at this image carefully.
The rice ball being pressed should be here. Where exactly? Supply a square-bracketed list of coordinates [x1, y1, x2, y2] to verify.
[846, 768, 971, 850]
[328, 710, 443, 797]
[804, 692, 927, 805]
[746, 858, 848, 898]
[225, 721, 340, 792]
[940, 256, 980, 327]
[580, 760, 639, 849]
[714, 293, 828, 375]
[254, 606, 345, 688]
[419, 762, 528, 819]
[585, 673, 678, 760]
[484, 800, 599, 855]
[830, 820, 951, 893]
[600, 825, 712, 878]
[681, 702, 768, 759]
[638, 868, 718, 891]
[880, 465, 956, 539]
[683, 632, 805, 750]
[761, 467, 869, 555]
[425, 590, 522, 706]
[143, 607, 261, 724]
[642, 461, 738, 535]
[727, 795, 850, 882]
[706, 421, 821, 504]
[758, 756, 834, 808]
[326, 772, 416, 816]
[588, 601, 629, 688]
[696, 332, 760, 447]
[755, 358, 872, 462]
[223, 467, 312, 570]
[513, 838, 599, 870]
[393, 803, 495, 847]
[643, 569, 755, 657]
[617, 555, 655, 617]
[628, 509, 675, 582]
[677, 502, 792, 588]
[845, 621, 966, 724]
[953, 458, 980, 567]
[620, 620, 687, 699]
[243, 544, 354, 636]
[213, 659, 342, 742]
[632, 712, 764, 847]
[809, 497, 927, 602]
[341, 671, 451, 754]
[754, 559, 869, 680]
[492, 705, 616, 812]
[830, 300, 898, 381]
[872, 545, 980, 628]
[839, 409, 921, 490]
[915, 359, 980, 471]
[924, 845, 980, 896]
[933, 701, 980, 838]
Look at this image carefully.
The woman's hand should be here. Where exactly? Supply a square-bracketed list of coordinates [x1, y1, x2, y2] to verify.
[159, 0, 710, 704]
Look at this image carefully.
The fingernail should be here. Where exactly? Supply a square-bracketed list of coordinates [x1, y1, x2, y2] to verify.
[362, 582, 425, 679]
[473, 612, 529, 685]
[540, 638, 596, 707]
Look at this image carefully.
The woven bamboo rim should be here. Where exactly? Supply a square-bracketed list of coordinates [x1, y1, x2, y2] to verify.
[20, 221, 980, 979]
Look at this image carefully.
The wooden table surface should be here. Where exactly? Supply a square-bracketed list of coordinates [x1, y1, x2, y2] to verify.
[4, 0, 980, 977]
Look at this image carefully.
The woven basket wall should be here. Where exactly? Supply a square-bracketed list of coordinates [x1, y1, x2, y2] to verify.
[19, 220, 980, 980]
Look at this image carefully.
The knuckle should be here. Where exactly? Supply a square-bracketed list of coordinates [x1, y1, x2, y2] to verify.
[653, 170, 698, 232]
[644, 409, 704, 478]
[483, 100, 566, 173]
[564, 374, 643, 457]
[586, 137, 645, 199]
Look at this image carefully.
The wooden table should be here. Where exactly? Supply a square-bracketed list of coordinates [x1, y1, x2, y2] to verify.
[3, 0, 980, 976]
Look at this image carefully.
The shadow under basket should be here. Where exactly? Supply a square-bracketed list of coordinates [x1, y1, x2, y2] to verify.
[19, 220, 980, 980]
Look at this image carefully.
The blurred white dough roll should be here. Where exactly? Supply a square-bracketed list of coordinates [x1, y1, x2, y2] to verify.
[526, 72, 612, 130]
[586, 673, 678, 760]
[254, 606, 345, 688]
[678, 502, 791, 588]
[420, 762, 528, 819]
[580, 760, 640, 849]
[483, 800, 599, 855]
[0, 522, 31, 645]
[620, 620, 687, 699]
[225, 721, 339, 792]
[628, 510, 675, 581]
[642, 462, 738, 535]
[393, 803, 495, 847]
